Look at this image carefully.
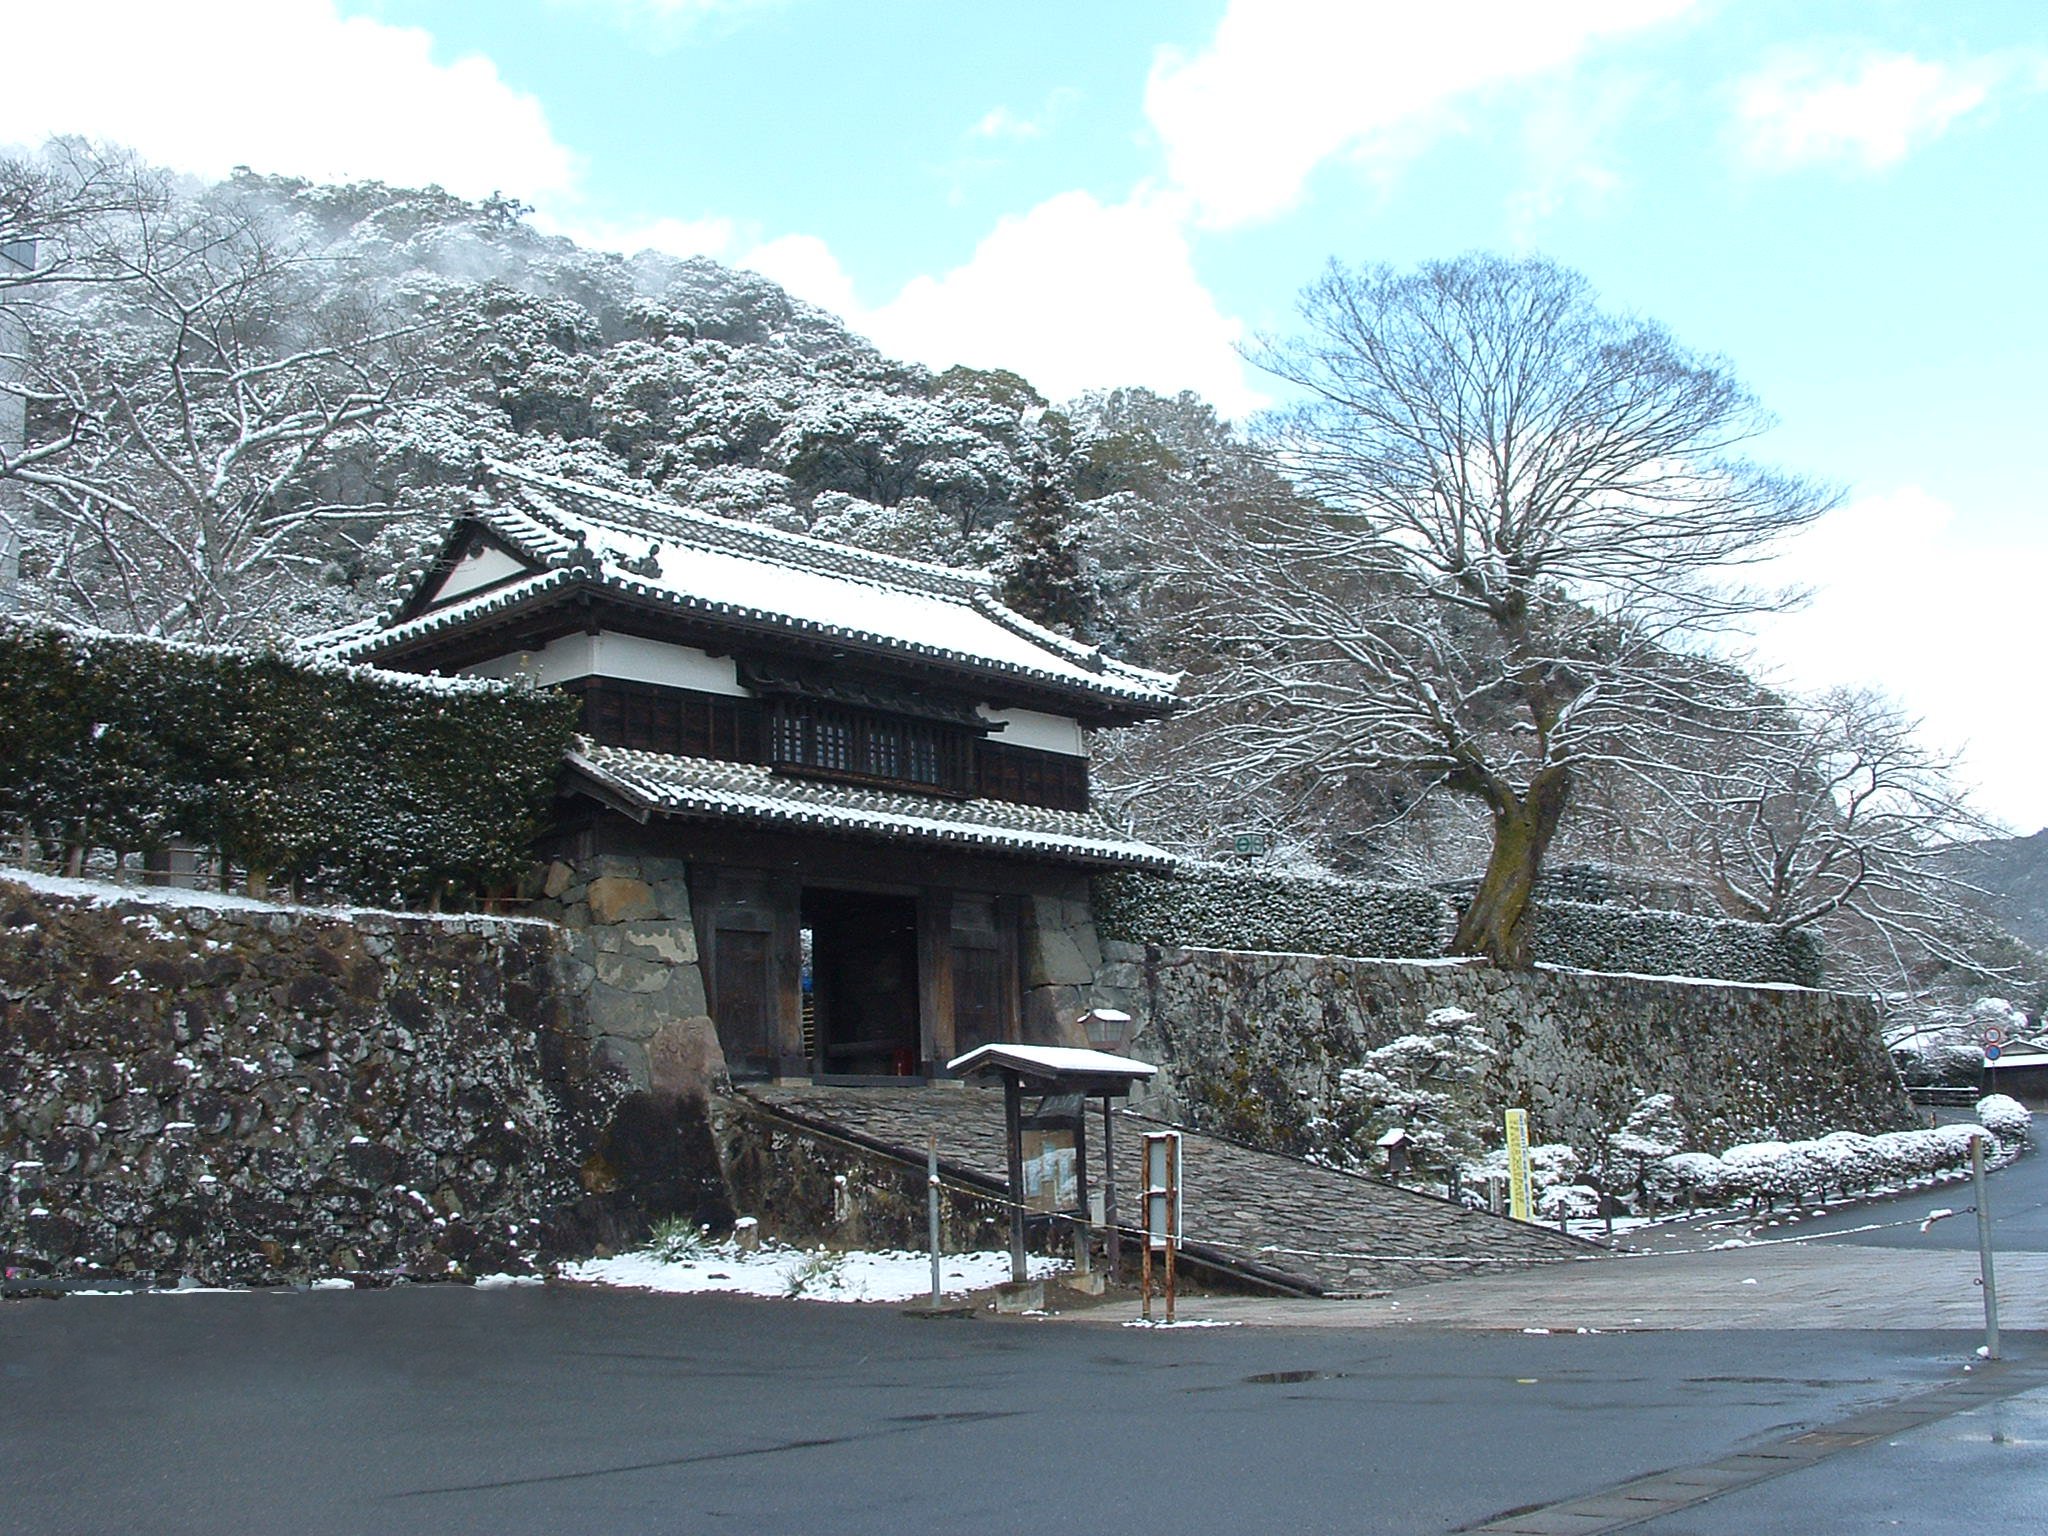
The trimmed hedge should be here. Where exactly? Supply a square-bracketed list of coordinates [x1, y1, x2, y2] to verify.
[1529, 901, 1825, 988]
[0, 618, 579, 906]
[1094, 863, 1454, 960]
[1095, 864, 1825, 986]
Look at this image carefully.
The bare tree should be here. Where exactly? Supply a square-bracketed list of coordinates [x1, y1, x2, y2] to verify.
[3, 151, 423, 639]
[1155, 255, 1838, 965]
[1670, 687, 2015, 989]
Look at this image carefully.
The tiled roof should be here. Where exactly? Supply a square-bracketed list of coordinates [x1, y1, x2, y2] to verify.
[565, 741, 1177, 870]
[327, 462, 1178, 715]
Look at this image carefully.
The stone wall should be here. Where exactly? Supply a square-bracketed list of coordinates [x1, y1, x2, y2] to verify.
[1085, 943, 1916, 1158]
[0, 876, 604, 1284]
[713, 1096, 1023, 1255]
[528, 853, 726, 1098]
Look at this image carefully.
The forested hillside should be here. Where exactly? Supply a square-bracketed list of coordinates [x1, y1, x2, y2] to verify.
[1942, 832, 2048, 951]
[1, 141, 2037, 1015]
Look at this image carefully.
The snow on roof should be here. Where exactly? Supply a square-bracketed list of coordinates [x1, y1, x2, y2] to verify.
[946, 1043, 1159, 1081]
[566, 741, 1177, 870]
[333, 462, 1178, 714]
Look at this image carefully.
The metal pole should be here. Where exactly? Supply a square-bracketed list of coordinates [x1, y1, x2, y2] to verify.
[1973, 1133, 2001, 1360]
[1003, 1073, 1027, 1285]
[1164, 1135, 1178, 1325]
[1101, 1094, 1120, 1279]
[927, 1133, 942, 1310]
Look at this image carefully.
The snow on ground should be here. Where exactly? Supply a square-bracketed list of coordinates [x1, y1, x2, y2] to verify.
[565, 1239, 1068, 1304]
[0, 867, 548, 927]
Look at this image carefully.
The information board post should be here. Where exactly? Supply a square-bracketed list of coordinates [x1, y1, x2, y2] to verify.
[1142, 1131, 1181, 1323]
[1505, 1108, 1533, 1223]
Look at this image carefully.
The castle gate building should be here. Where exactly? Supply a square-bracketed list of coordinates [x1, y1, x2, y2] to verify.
[328, 464, 1177, 1090]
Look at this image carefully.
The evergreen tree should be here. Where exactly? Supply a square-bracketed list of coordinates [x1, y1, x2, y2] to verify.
[998, 453, 1094, 636]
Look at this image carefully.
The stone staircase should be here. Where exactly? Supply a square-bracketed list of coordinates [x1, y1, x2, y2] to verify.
[738, 1083, 1587, 1298]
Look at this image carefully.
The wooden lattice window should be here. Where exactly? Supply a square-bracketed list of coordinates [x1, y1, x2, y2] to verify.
[574, 680, 759, 760]
[768, 701, 972, 796]
[975, 740, 1089, 811]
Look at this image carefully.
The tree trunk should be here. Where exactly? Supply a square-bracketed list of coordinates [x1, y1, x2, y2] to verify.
[1451, 767, 1570, 968]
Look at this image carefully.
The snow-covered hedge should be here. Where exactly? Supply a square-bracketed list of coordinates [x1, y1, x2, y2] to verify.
[1093, 863, 1454, 960]
[0, 618, 578, 906]
[1976, 1094, 2033, 1145]
[1529, 900, 1824, 988]
[1656, 1122, 2003, 1208]
[1096, 866, 1823, 984]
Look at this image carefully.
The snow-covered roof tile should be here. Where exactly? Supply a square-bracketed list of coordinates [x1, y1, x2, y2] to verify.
[328, 463, 1179, 714]
[946, 1042, 1158, 1081]
[565, 741, 1177, 870]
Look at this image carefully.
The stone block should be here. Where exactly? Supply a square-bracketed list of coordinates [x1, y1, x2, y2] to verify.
[662, 964, 710, 1019]
[650, 879, 695, 922]
[1024, 896, 1104, 989]
[586, 876, 659, 925]
[541, 861, 575, 900]
[582, 986, 666, 1042]
[619, 919, 697, 966]
[594, 951, 672, 995]
[591, 1035, 651, 1091]
[993, 1280, 1044, 1313]
[1022, 984, 1088, 1047]
[648, 1015, 728, 1099]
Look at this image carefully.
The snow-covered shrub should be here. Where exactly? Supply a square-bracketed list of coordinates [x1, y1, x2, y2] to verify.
[0, 617, 577, 906]
[1659, 1151, 1730, 1205]
[1097, 868, 1821, 983]
[1602, 1092, 1686, 1204]
[1093, 862, 1454, 959]
[1536, 1183, 1602, 1223]
[1529, 900, 1823, 987]
[1309, 1006, 1494, 1176]
[1658, 1122, 2000, 1211]
[1976, 1094, 2032, 1146]
[1810, 1131, 1883, 1194]
[1464, 1141, 1583, 1207]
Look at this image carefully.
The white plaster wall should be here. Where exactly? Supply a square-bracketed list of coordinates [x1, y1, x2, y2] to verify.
[431, 545, 529, 604]
[462, 631, 746, 695]
[977, 705, 1087, 758]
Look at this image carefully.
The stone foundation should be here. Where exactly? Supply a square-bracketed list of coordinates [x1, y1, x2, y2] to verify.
[528, 853, 726, 1098]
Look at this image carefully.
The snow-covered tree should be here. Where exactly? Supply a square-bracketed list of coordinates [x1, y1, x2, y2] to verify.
[1147, 254, 1838, 965]
[1308, 1005, 1494, 1178]
[8, 160, 428, 638]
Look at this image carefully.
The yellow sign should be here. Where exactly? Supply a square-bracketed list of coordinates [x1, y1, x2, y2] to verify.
[1505, 1108, 1532, 1222]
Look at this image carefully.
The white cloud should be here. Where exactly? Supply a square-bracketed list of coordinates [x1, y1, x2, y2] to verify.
[1749, 487, 2046, 832]
[969, 89, 1081, 143]
[742, 233, 864, 319]
[863, 190, 1264, 419]
[1, 1, 579, 203]
[1145, 0, 1695, 228]
[1734, 51, 2010, 171]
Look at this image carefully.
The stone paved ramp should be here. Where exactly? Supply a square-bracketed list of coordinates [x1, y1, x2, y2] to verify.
[738, 1083, 1583, 1297]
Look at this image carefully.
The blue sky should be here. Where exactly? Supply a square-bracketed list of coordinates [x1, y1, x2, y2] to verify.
[9, 1, 2047, 827]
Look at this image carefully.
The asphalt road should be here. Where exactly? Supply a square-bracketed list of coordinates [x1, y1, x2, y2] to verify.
[0, 1283, 2023, 1535]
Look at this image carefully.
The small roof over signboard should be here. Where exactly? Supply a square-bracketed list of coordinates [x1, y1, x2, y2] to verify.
[948, 1043, 1158, 1094]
